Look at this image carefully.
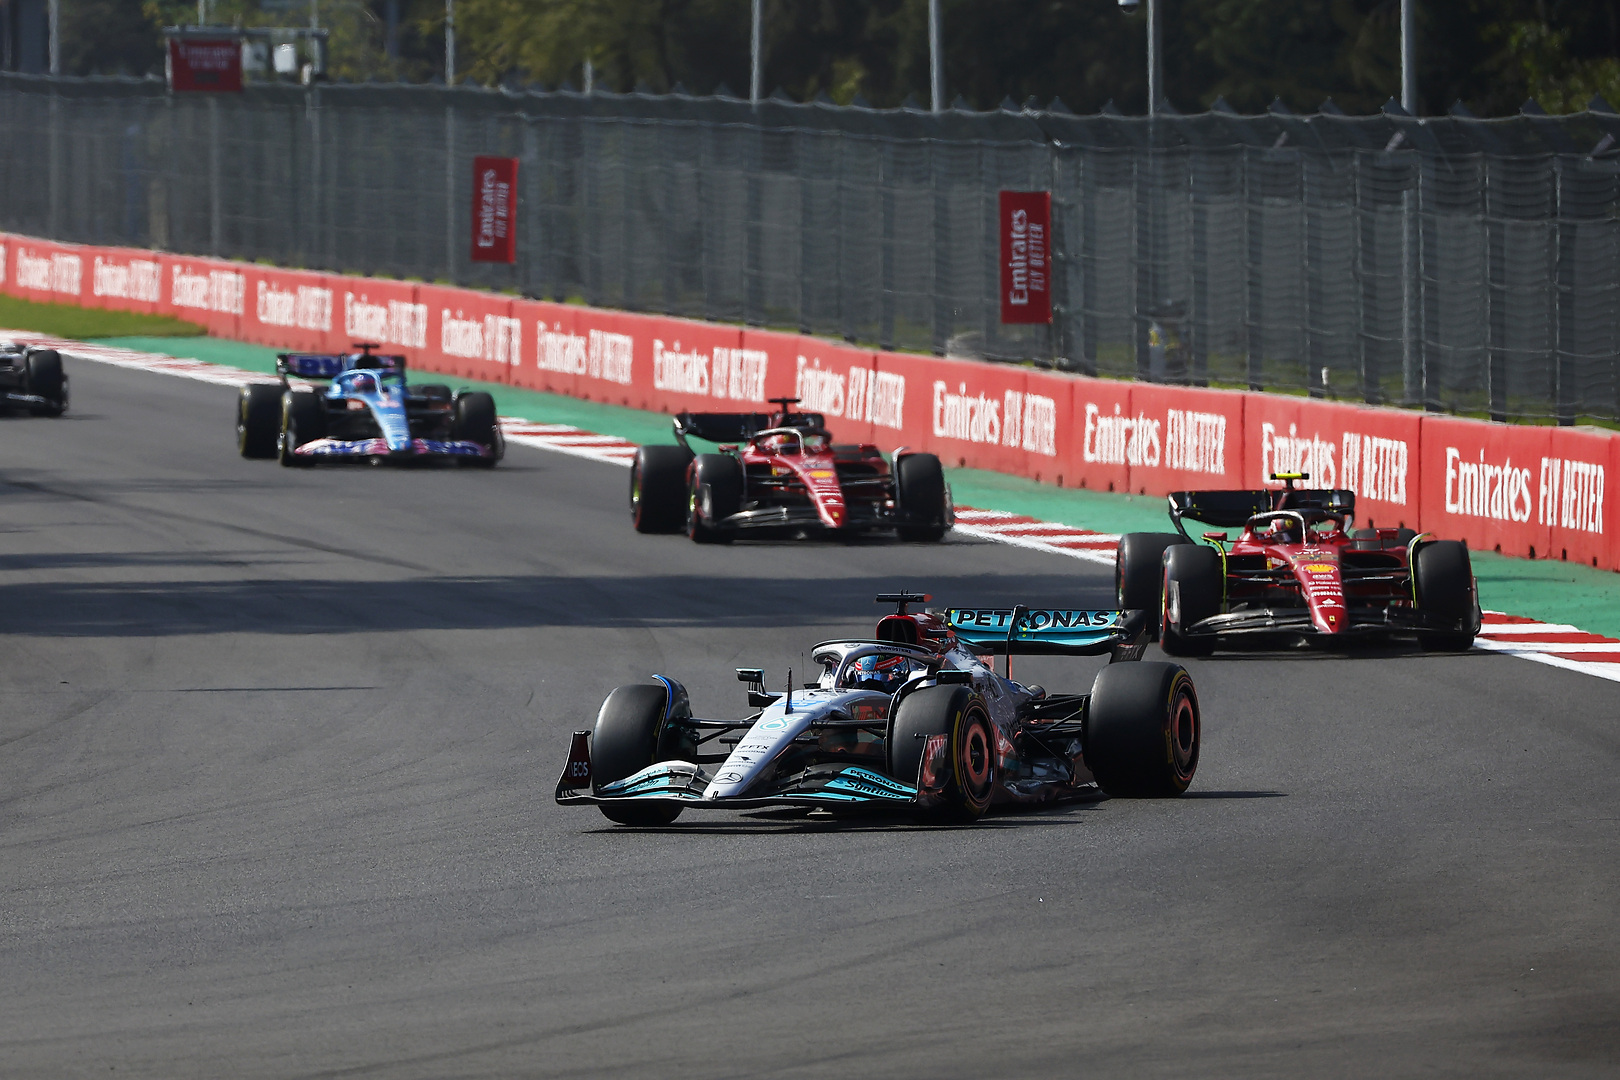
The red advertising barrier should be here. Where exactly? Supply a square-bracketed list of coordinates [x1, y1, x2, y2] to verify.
[1063, 376, 1135, 494]
[239, 265, 334, 353]
[876, 352, 1039, 478]
[160, 254, 244, 338]
[513, 298, 584, 398]
[644, 318, 758, 416]
[1244, 395, 1422, 530]
[86, 247, 163, 316]
[6, 237, 90, 308]
[0, 227, 1613, 573]
[1126, 382, 1248, 497]
[1541, 426, 1612, 570]
[419, 284, 516, 384]
[1419, 416, 1550, 561]
[326, 277, 426, 360]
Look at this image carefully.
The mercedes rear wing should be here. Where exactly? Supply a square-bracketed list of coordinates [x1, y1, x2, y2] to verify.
[944, 607, 1149, 662]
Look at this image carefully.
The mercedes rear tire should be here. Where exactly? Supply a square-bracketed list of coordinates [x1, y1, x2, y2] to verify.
[1085, 661, 1200, 797]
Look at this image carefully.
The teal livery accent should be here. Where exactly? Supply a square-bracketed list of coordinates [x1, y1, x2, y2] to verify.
[821, 767, 917, 801]
[945, 607, 1127, 654]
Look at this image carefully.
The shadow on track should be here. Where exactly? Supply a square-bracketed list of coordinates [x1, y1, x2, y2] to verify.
[0, 571, 1115, 637]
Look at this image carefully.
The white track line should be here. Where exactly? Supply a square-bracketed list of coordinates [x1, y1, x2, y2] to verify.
[22, 331, 1620, 684]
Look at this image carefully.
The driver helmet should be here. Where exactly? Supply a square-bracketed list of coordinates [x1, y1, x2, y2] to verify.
[844, 653, 911, 693]
[762, 432, 797, 454]
[351, 372, 378, 394]
[1261, 517, 1298, 542]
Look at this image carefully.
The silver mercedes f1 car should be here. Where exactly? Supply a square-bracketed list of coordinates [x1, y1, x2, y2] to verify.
[556, 593, 1202, 826]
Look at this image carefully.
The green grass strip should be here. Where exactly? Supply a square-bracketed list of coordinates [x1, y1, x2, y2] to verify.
[0, 296, 205, 339]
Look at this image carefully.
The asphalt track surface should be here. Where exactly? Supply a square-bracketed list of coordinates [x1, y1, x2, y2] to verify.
[2, 360, 1617, 1080]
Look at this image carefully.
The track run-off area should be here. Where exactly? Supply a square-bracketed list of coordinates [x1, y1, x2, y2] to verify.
[1, 342, 1617, 1077]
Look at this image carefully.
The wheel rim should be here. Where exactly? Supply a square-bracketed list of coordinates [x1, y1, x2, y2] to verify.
[957, 713, 994, 806]
[1168, 683, 1199, 782]
[630, 467, 643, 521]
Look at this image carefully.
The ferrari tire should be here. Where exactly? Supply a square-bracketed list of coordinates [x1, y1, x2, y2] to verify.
[1116, 532, 1186, 638]
[237, 383, 282, 458]
[687, 453, 742, 544]
[452, 391, 500, 466]
[1085, 661, 1200, 797]
[895, 453, 948, 542]
[630, 445, 692, 533]
[1160, 544, 1220, 656]
[1415, 540, 1476, 652]
[278, 391, 326, 467]
[888, 685, 997, 824]
[591, 684, 684, 826]
[25, 349, 65, 416]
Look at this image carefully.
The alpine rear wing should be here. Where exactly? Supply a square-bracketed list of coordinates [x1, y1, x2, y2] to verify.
[944, 607, 1149, 662]
[276, 345, 406, 383]
[1168, 488, 1355, 538]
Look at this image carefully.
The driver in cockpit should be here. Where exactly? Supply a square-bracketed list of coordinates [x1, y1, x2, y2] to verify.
[839, 653, 913, 694]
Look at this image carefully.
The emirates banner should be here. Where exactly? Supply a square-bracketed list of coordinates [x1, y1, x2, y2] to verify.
[998, 191, 1051, 325]
[167, 39, 243, 92]
[470, 157, 519, 264]
[4, 229, 1614, 571]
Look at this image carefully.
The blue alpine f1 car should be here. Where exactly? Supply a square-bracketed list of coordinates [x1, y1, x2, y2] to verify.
[557, 593, 1202, 826]
[235, 344, 503, 467]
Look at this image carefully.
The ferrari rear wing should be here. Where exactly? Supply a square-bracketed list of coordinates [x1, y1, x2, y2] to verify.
[944, 607, 1149, 661]
[672, 409, 828, 450]
[1169, 487, 1355, 538]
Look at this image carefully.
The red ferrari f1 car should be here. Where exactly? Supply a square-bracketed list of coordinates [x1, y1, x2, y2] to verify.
[1116, 473, 1481, 655]
[629, 398, 953, 543]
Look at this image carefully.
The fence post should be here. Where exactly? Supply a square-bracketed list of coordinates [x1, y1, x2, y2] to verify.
[1554, 154, 1576, 425]
[47, 81, 61, 239]
[445, 100, 457, 284]
[208, 95, 221, 256]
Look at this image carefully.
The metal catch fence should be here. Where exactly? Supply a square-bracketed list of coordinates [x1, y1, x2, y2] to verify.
[2, 73, 1618, 421]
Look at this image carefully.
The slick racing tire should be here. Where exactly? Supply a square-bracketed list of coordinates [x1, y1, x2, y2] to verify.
[1414, 539, 1476, 652]
[895, 453, 948, 542]
[631, 445, 692, 533]
[1116, 532, 1186, 638]
[25, 349, 66, 416]
[592, 684, 688, 826]
[1084, 661, 1200, 797]
[1160, 543, 1221, 657]
[888, 684, 997, 824]
[687, 453, 742, 544]
[452, 391, 501, 467]
[238, 383, 282, 459]
[278, 391, 327, 467]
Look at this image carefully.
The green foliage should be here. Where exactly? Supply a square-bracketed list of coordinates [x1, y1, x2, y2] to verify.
[46, 0, 1620, 115]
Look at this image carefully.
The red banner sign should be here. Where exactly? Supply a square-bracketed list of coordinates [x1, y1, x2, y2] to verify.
[6, 228, 1615, 572]
[470, 156, 519, 264]
[999, 191, 1051, 325]
[168, 39, 243, 92]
